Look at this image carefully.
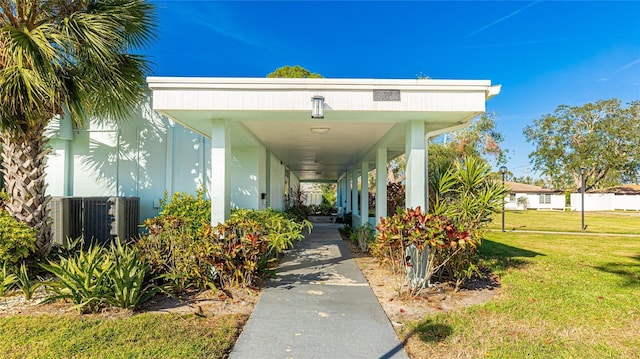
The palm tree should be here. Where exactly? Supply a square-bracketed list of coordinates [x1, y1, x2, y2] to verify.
[0, 0, 155, 257]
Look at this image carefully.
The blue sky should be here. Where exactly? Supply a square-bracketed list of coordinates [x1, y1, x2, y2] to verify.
[144, 1, 640, 178]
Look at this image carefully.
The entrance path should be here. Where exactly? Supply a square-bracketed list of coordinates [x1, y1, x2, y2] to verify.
[229, 223, 408, 359]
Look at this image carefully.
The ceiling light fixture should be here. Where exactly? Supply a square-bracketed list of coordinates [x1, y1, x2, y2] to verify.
[311, 127, 329, 134]
[311, 96, 324, 118]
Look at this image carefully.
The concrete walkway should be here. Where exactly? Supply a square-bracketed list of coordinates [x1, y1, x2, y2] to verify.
[230, 223, 408, 359]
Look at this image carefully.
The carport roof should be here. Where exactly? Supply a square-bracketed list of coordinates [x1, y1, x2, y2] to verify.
[147, 77, 500, 182]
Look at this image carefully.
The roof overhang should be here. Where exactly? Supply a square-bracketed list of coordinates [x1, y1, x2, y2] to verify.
[147, 77, 500, 181]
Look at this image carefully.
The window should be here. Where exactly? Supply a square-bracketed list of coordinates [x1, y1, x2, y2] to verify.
[539, 193, 551, 204]
[509, 193, 516, 202]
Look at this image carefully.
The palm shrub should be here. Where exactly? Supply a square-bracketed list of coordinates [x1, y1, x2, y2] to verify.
[0, 1, 156, 257]
[429, 156, 508, 288]
[0, 209, 36, 264]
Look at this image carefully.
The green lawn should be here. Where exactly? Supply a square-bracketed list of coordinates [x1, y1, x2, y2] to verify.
[489, 210, 640, 234]
[402, 231, 640, 358]
[0, 312, 245, 358]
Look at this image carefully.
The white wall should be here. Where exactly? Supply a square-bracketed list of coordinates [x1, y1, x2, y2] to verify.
[230, 147, 260, 210]
[45, 98, 304, 224]
[45, 100, 210, 222]
[571, 193, 640, 211]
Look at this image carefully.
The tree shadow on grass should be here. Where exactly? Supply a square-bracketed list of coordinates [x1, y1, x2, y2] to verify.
[480, 240, 544, 272]
[593, 254, 640, 287]
[379, 320, 453, 359]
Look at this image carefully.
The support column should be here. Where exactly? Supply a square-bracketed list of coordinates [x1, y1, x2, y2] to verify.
[211, 119, 231, 225]
[336, 177, 343, 213]
[360, 161, 369, 226]
[258, 145, 267, 210]
[352, 168, 359, 217]
[345, 170, 352, 213]
[405, 120, 426, 210]
[265, 151, 271, 208]
[376, 147, 388, 223]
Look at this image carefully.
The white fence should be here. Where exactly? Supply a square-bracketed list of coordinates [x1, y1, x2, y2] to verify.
[570, 193, 640, 211]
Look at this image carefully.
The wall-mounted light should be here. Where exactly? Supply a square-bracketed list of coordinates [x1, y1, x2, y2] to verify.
[311, 96, 324, 118]
[311, 127, 329, 134]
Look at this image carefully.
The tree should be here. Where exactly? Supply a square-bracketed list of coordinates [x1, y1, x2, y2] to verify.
[0, 0, 156, 257]
[524, 99, 640, 190]
[267, 65, 323, 78]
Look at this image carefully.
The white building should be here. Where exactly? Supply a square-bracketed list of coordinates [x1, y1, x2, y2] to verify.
[45, 77, 500, 229]
[504, 181, 565, 210]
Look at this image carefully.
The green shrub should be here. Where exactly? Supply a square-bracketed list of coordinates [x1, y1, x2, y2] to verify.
[284, 206, 309, 222]
[137, 216, 218, 293]
[138, 206, 311, 292]
[349, 223, 374, 252]
[0, 209, 36, 264]
[158, 188, 211, 231]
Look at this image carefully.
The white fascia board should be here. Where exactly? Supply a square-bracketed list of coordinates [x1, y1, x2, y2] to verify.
[147, 77, 494, 92]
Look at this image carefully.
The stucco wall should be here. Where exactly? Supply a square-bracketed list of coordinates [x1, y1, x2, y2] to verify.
[46, 101, 212, 222]
[45, 99, 307, 224]
[231, 147, 260, 210]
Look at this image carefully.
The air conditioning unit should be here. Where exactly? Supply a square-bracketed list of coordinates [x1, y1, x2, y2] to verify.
[82, 197, 111, 245]
[48, 197, 83, 247]
[83, 197, 140, 245]
[109, 197, 140, 241]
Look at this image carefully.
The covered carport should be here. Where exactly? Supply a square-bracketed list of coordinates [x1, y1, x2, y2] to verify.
[146, 77, 500, 227]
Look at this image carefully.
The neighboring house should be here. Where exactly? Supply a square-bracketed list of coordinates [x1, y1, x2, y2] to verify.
[42, 77, 500, 239]
[570, 184, 640, 211]
[504, 181, 565, 210]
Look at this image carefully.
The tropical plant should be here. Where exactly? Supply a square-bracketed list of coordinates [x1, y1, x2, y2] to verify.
[373, 208, 474, 296]
[349, 223, 374, 252]
[0, 0, 156, 257]
[0, 261, 17, 296]
[137, 216, 212, 293]
[138, 205, 311, 292]
[42, 245, 113, 313]
[104, 239, 157, 310]
[14, 262, 44, 300]
[0, 208, 36, 264]
[430, 157, 508, 235]
[429, 156, 508, 288]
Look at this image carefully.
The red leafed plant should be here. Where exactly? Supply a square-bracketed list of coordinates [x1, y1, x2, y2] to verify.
[371, 206, 474, 296]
